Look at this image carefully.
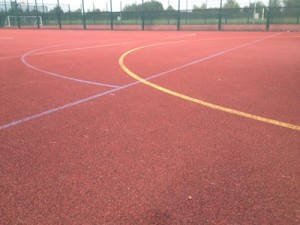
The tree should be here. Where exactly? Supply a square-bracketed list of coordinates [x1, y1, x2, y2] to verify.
[223, 0, 241, 23]
[166, 5, 176, 24]
[200, 3, 208, 9]
[166, 5, 175, 11]
[49, 6, 64, 15]
[269, 0, 282, 21]
[271, 0, 282, 7]
[122, 0, 164, 24]
[242, 1, 267, 23]
[143, 1, 164, 12]
[9, 1, 23, 15]
[123, 3, 141, 12]
[123, 0, 164, 12]
[249, 0, 266, 16]
[252, 0, 266, 8]
[224, 0, 240, 9]
[283, 0, 300, 7]
[282, 0, 300, 23]
[192, 3, 207, 11]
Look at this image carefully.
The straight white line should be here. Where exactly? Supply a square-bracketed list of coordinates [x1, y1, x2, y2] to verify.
[0, 35, 263, 61]
[0, 87, 120, 131]
[0, 56, 18, 60]
[0, 39, 133, 60]
[0, 80, 142, 131]
[142, 33, 281, 81]
[30, 42, 135, 56]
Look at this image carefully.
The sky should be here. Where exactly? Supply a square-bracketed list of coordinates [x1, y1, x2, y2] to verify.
[20, 0, 271, 11]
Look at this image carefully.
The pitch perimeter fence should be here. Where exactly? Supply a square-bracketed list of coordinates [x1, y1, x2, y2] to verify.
[0, 0, 299, 31]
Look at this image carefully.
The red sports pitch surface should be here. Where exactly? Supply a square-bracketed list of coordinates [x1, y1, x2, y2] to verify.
[0, 30, 299, 224]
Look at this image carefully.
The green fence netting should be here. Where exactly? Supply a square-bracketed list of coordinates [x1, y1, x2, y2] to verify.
[0, 0, 299, 31]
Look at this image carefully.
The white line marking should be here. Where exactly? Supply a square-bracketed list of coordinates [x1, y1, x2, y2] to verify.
[0, 34, 281, 131]
[0, 81, 142, 131]
[142, 34, 281, 81]
[0, 35, 260, 61]
[31, 42, 135, 56]
[0, 56, 19, 60]
[0, 88, 120, 130]
[0, 37, 14, 40]
[20, 42, 134, 88]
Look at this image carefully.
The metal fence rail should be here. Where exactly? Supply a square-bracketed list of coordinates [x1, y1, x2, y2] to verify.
[0, 0, 299, 31]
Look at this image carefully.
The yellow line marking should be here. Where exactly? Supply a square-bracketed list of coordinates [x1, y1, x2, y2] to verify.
[119, 42, 300, 131]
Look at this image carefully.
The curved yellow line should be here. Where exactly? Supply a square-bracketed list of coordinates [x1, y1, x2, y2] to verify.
[119, 43, 300, 131]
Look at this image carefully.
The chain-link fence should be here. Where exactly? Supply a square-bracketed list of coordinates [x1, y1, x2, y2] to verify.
[0, 0, 299, 31]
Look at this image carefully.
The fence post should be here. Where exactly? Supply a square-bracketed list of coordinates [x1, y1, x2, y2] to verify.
[3, 0, 8, 27]
[142, 0, 145, 30]
[106, 2, 108, 25]
[119, 1, 122, 24]
[4, 0, 7, 14]
[68, 4, 71, 25]
[34, 0, 40, 29]
[41, 0, 45, 25]
[185, 0, 188, 24]
[110, 0, 113, 30]
[177, 0, 180, 31]
[82, 0, 86, 29]
[93, 3, 96, 24]
[16, 2, 21, 28]
[266, 0, 272, 31]
[57, 0, 62, 29]
[10, 0, 13, 14]
[218, 0, 223, 31]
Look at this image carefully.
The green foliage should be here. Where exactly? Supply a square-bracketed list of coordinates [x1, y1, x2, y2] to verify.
[223, 0, 241, 22]
[257, 0, 267, 8]
[48, 6, 64, 15]
[283, 0, 300, 7]
[144, 1, 164, 11]
[271, 0, 282, 7]
[193, 3, 207, 11]
[249, 1, 266, 10]
[123, 0, 164, 12]
[123, 3, 140, 12]
[282, 0, 300, 21]
[166, 5, 175, 11]
[8, 1, 23, 14]
[224, 0, 240, 9]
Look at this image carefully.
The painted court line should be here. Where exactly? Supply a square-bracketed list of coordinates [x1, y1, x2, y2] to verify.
[20, 42, 135, 88]
[0, 34, 195, 61]
[0, 56, 19, 60]
[0, 80, 143, 131]
[18, 35, 197, 87]
[31, 42, 135, 56]
[0, 34, 200, 130]
[0, 42, 133, 61]
[119, 34, 300, 131]
[0, 37, 14, 40]
[1, 34, 299, 131]
[0, 87, 121, 131]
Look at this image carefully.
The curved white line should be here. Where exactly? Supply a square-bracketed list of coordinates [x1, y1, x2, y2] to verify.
[20, 43, 126, 88]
